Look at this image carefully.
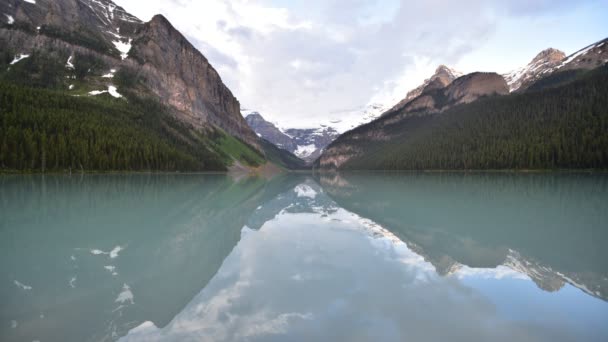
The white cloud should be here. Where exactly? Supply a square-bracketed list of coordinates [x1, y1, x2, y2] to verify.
[115, 0, 605, 129]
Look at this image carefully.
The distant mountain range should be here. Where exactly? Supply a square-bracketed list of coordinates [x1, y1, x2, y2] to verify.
[243, 110, 339, 163]
[317, 37, 608, 170]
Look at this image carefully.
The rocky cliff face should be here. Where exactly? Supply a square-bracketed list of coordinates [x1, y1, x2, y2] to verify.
[1, 0, 261, 151]
[502, 48, 566, 92]
[129, 14, 260, 149]
[445, 72, 509, 105]
[389, 65, 461, 114]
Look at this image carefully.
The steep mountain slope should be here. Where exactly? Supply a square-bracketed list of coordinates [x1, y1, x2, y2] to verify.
[317, 65, 608, 170]
[557, 38, 608, 72]
[245, 112, 296, 151]
[258, 139, 308, 170]
[243, 111, 339, 163]
[0, 0, 273, 172]
[389, 65, 462, 114]
[502, 48, 566, 92]
[503, 38, 608, 93]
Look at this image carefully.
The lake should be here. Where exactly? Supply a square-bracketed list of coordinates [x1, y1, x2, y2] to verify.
[1, 173, 607, 342]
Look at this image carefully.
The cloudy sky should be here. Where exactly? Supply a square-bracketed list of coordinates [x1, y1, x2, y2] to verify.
[115, 0, 607, 130]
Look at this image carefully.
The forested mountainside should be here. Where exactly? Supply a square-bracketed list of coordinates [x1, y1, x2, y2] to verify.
[0, 0, 305, 172]
[317, 65, 608, 171]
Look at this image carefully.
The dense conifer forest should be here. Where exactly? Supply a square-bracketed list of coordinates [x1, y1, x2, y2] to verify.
[0, 82, 266, 172]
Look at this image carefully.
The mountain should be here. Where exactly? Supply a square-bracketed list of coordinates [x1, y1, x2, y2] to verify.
[557, 38, 608, 71]
[244, 111, 296, 151]
[503, 38, 608, 92]
[318, 64, 608, 170]
[243, 111, 339, 163]
[284, 126, 340, 161]
[0, 0, 290, 172]
[389, 65, 462, 113]
[258, 139, 308, 170]
[503, 48, 566, 92]
[317, 38, 608, 171]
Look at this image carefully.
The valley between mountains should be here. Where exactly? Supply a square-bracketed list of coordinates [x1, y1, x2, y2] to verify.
[1, 0, 607, 173]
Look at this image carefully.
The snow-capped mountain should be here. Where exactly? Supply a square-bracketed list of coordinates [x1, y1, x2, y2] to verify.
[556, 37, 608, 71]
[502, 48, 566, 92]
[326, 102, 393, 133]
[503, 38, 608, 92]
[243, 110, 339, 163]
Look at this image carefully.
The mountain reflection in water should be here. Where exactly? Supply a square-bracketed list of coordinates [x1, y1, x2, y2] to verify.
[1, 173, 607, 342]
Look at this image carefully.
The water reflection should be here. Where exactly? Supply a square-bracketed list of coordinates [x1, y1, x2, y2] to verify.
[1, 173, 607, 342]
[319, 172, 608, 301]
[0, 174, 304, 342]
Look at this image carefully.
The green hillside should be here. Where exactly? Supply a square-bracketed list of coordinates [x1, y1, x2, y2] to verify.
[0, 82, 267, 172]
[260, 139, 308, 170]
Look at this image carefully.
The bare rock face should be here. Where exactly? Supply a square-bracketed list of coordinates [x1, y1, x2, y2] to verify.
[245, 112, 296, 151]
[503, 48, 566, 92]
[557, 38, 608, 72]
[390, 65, 461, 113]
[445, 72, 509, 105]
[130, 15, 260, 150]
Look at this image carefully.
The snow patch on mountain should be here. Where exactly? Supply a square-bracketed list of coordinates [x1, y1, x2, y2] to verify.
[557, 41, 600, 69]
[113, 39, 132, 60]
[502, 48, 565, 92]
[10, 54, 30, 65]
[66, 56, 75, 70]
[5, 14, 14, 24]
[89, 85, 123, 98]
[294, 144, 317, 158]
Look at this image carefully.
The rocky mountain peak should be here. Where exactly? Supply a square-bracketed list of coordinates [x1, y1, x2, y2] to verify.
[503, 47, 566, 92]
[435, 64, 462, 79]
[532, 48, 566, 64]
[389, 64, 462, 114]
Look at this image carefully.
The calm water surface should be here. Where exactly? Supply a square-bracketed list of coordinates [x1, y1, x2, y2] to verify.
[1, 173, 607, 342]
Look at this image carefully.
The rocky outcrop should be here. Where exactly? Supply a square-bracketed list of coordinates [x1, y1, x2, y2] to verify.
[503, 48, 566, 92]
[445, 72, 509, 105]
[389, 65, 461, 114]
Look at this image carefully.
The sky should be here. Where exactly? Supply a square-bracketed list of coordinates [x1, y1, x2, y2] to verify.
[115, 0, 608, 130]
